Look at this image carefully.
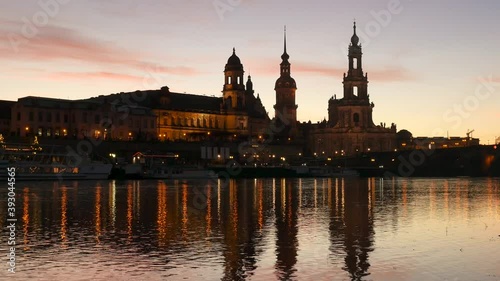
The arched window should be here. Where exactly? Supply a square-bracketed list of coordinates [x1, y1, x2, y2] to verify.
[197, 118, 201, 127]
[353, 113, 360, 126]
[203, 118, 207, 128]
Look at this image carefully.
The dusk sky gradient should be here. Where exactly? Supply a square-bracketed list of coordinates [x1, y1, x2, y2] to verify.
[1, 0, 499, 143]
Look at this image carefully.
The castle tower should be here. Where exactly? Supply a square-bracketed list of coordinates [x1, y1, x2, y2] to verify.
[223, 48, 246, 111]
[274, 27, 298, 134]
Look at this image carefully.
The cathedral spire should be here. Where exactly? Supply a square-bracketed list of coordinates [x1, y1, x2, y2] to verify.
[281, 26, 290, 62]
[351, 20, 359, 46]
[284, 26, 287, 54]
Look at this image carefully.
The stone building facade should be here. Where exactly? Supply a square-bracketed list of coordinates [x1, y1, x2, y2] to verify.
[85, 49, 270, 142]
[310, 22, 397, 156]
[10, 96, 157, 140]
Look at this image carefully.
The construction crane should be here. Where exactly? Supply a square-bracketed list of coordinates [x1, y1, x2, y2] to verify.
[466, 129, 474, 147]
[466, 129, 474, 139]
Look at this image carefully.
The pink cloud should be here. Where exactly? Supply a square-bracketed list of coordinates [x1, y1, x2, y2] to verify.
[45, 71, 145, 83]
[0, 23, 200, 77]
[366, 67, 414, 82]
[252, 60, 412, 82]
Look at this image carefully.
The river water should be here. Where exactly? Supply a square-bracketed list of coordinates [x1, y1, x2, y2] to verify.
[1, 178, 499, 281]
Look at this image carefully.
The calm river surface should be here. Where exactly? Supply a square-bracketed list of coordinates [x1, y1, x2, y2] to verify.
[1, 178, 499, 281]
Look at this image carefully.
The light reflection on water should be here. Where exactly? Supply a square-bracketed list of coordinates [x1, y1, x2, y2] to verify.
[1, 178, 499, 281]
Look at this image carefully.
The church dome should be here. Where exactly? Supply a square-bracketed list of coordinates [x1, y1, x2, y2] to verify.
[275, 76, 297, 89]
[225, 48, 243, 71]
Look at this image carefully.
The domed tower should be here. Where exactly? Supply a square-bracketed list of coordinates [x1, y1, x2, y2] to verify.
[274, 27, 298, 133]
[223, 48, 246, 111]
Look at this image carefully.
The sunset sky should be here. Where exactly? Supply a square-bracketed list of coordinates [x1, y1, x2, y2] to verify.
[1, 1, 499, 143]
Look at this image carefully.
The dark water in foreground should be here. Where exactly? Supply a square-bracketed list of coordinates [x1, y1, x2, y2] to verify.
[0, 178, 499, 281]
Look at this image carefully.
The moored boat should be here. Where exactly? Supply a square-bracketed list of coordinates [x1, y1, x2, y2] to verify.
[0, 138, 112, 181]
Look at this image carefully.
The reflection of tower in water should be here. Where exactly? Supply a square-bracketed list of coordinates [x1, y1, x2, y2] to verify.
[329, 178, 374, 280]
[274, 178, 299, 280]
[221, 179, 263, 281]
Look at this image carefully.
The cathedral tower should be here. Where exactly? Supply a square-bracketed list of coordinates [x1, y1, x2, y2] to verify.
[328, 21, 375, 129]
[343, 21, 369, 100]
[274, 27, 298, 135]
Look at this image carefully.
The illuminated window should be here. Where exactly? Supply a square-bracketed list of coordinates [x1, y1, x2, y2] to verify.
[353, 86, 358, 97]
